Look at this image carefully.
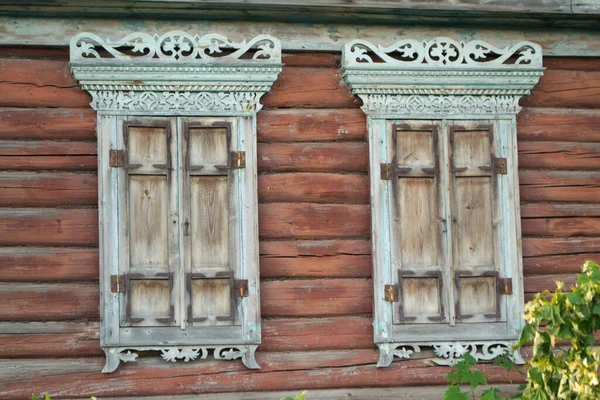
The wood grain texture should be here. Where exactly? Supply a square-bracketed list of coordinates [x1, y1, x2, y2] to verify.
[0, 172, 97, 207]
[258, 173, 369, 204]
[261, 254, 371, 278]
[519, 170, 600, 203]
[0, 247, 98, 282]
[259, 239, 371, 257]
[517, 107, 600, 142]
[522, 70, 600, 108]
[523, 253, 600, 275]
[0, 140, 97, 170]
[524, 274, 578, 293]
[0, 208, 98, 246]
[522, 237, 600, 257]
[261, 67, 359, 109]
[258, 203, 370, 239]
[281, 52, 340, 68]
[257, 109, 366, 142]
[521, 203, 600, 218]
[518, 141, 600, 170]
[0, 107, 95, 140]
[521, 217, 600, 237]
[257, 142, 368, 172]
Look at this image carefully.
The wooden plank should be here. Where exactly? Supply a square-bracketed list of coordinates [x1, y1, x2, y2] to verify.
[260, 239, 371, 256]
[0, 354, 522, 400]
[519, 170, 600, 203]
[0, 247, 98, 282]
[524, 274, 578, 293]
[521, 203, 600, 218]
[0, 172, 97, 207]
[518, 141, 600, 170]
[521, 217, 600, 237]
[517, 107, 600, 142]
[0, 58, 75, 87]
[0, 283, 99, 320]
[0, 46, 69, 60]
[0, 208, 98, 246]
[0, 83, 91, 107]
[258, 173, 369, 204]
[0, 155, 97, 170]
[522, 237, 600, 257]
[0, 140, 97, 170]
[257, 142, 368, 173]
[258, 203, 370, 239]
[523, 253, 600, 275]
[261, 316, 373, 351]
[261, 67, 359, 109]
[261, 254, 371, 278]
[282, 52, 339, 68]
[257, 109, 366, 142]
[543, 57, 600, 70]
[0, 108, 96, 140]
[522, 70, 600, 108]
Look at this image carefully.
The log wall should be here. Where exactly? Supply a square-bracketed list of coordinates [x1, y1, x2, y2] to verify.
[0, 48, 598, 399]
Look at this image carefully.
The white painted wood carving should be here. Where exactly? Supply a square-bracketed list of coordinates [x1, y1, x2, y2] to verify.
[342, 39, 543, 367]
[70, 32, 280, 372]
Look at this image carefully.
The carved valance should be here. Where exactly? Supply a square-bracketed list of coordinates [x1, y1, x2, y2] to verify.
[341, 37, 544, 118]
[70, 31, 283, 115]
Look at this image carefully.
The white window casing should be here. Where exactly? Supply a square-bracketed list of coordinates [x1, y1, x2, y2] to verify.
[69, 31, 282, 372]
[341, 38, 544, 367]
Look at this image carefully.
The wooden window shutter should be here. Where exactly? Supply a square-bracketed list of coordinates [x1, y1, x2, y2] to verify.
[119, 119, 178, 327]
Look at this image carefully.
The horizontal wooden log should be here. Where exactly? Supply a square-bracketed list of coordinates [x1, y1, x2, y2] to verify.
[0, 58, 75, 87]
[0, 83, 91, 107]
[282, 52, 339, 68]
[522, 70, 600, 108]
[257, 108, 366, 142]
[0, 247, 98, 282]
[0, 355, 520, 399]
[261, 67, 359, 108]
[260, 239, 371, 257]
[517, 107, 600, 142]
[257, 142, 368, 173]
[523, 253, 600, 275]
[524, 274, 578, 293]
[519, 170, 600, 203]
[0, 321, 101, 358]
[522, 237, 600, 257]
[0, 108, 96, 140]
[0, 140, 96, 156]
[261, 316, 373, 352]
[261, 254, 371, 278]
[258, 203, 370, 239]
[543, 57, 600, 70]
[520, 203, 600, 218]
[518, 141, 600, 170]
[0, 172, 98, 207]
[0, 46, 69, 60]
[258, 173, 369, 204]
[0, 279, 372, 320]
[0, 208, 98, 246]
[0, 155, 97, 170]
[521, 217, 600, 237]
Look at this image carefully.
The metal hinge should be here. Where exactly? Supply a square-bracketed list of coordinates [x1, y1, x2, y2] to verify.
[384, 284, 398, 302]
[231, 151, 246, 169]
[495, 157, 508, 175]
[380, 163, 392, 180]
[110, 275, 126, 293]
[235, 279, 249, 297]
[499, 278, 513, 295]
[109, 149, 127, 168]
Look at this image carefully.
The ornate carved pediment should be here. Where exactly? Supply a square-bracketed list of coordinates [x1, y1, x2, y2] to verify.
[70, 31, 282, 114]
[341, 37, 544, 118]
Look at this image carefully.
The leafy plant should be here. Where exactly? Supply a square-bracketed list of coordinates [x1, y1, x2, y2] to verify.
[281, 390, 307, 400]
[513, 260, 600, 400]
[444, 353, 514, 400]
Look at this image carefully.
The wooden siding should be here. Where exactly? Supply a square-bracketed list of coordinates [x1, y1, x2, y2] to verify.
[0, 49, 598, 398]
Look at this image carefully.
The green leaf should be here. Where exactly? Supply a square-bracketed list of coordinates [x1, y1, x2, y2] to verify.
[567, 292, 583, 305]
[45, 395, 51, 400]
[469, 370, 487, 389]
[481, 388, 506, 400]
[443, 385, 469, 400]
[514, 325, 535, 349]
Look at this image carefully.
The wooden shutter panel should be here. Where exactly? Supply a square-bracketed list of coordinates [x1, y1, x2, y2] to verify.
[391, 122, 447, 324]
[183, 122, 235, 326]
[120, 120, 178, 327]
[449, 121, 504, 323]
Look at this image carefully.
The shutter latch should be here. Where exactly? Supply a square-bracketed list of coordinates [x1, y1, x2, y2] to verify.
[110, 275, 126, 293]
[231, 151, 246, 169]
[499, 278, 513, 295]
[235, 279, 249, 297]
[380, 163, 392, 180]
[384, 284, 398, 302]
[109, 149, 127, 167]
[495, 157, 508, 175]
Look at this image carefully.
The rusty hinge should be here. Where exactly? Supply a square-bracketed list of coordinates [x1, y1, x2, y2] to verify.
[495, 157, 508, 175]
[110, 275, 126, 293]
[231, 151, 246, 169]
[109, 149, 127, 168]
[235, 279, 249, 297]
[384, 284, 398, 302]
[499, 278, 513, 295]
[380, 163, 392, 180]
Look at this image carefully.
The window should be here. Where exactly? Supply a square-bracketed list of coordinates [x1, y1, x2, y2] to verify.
[70, 31, 282, 372]
[341, 37, 544, 366]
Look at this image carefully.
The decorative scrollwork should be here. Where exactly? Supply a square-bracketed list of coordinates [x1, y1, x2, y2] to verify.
[377, 342, 523, 367]
[344, 37, 542, 68]
[71, 31, 281, 63]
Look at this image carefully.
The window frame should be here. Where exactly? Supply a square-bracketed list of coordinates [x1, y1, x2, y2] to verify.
[341, 37, 544, 366]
